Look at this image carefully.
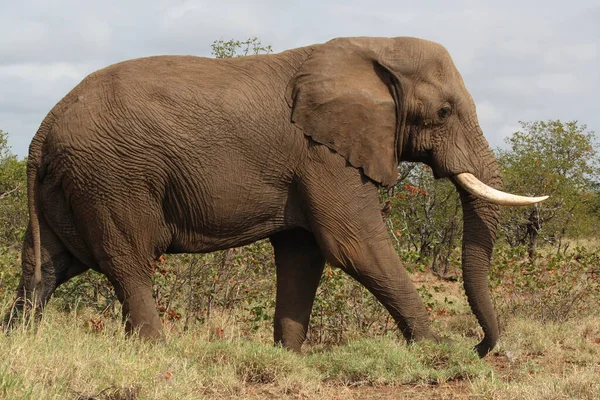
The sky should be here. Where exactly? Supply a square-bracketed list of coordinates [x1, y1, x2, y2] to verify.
[1, 0, 598, 157]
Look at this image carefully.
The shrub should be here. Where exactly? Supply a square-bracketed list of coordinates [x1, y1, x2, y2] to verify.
[491, 244, 600, 322]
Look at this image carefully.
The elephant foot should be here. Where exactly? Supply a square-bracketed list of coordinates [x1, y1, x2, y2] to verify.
[274, 318, 307, 352]
[122, 290, 164, 340]
[475, 338, 496, 358]
[3, 295, 45, 334]
[125, 320, 165, 341]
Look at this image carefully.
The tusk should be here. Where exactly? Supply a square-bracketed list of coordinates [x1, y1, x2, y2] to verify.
[454, 173, 549, 206]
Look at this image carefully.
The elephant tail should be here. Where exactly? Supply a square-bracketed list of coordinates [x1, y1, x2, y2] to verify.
[28, 151, 42, 293]
[27, 115, 53, 293]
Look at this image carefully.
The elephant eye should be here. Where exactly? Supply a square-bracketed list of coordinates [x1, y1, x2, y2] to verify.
[438, 105, 452, 120]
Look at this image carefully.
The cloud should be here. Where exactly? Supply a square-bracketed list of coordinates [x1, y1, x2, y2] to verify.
[0, 63, 89, 82]
[535, 73, 583, 95]
[0, 62, 97, 113]
[1, 0, 598, 157]
[476, 101, 503, 125]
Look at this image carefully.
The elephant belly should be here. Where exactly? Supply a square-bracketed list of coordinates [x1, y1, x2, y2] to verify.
[167, 225, 281, 254]
[163, 181, 304, 254]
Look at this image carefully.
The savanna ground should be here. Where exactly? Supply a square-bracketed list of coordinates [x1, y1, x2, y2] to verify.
[0, 239, 599, 399]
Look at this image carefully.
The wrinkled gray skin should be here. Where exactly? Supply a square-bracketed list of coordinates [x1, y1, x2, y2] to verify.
[10, 37, 501, 357]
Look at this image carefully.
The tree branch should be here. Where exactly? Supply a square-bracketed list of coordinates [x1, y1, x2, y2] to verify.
[0, 186, 20, 201]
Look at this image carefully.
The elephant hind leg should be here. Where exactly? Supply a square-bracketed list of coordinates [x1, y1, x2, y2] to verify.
[270, 228, 325, 351]
[85, 217, 164, 339]
[98, 254, 163, 340]
[91, 231, 164, 339]
[122, 288, 163, 340]
[74, 189, 168, 339]
[7, 221, 90, 328]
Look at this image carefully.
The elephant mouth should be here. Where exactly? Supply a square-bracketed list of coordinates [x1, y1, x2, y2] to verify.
[453, 173, 549, 206]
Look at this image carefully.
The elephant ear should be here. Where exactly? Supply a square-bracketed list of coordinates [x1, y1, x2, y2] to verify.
[287, 37, 402, 187]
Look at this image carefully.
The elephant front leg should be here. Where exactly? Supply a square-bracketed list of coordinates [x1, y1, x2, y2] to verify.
[270, 229, 325, 351]
[322, 234, 434, 342]
[299, 164, 436, 343]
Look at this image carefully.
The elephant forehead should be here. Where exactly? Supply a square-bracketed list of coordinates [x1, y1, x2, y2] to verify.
[381, 40, 459, 81]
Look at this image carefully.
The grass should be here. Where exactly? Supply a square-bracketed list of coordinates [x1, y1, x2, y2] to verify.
[0, 304, 485, 399]
[473, 317, 600, 400]
[1, 297, 599, 399]
[1, 243, 599, 398]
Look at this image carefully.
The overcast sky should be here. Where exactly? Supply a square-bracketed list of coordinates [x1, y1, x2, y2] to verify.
[1, 0, 598, 157]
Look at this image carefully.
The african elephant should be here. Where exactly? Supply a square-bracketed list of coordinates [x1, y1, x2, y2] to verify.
[9, 37, 546, 357]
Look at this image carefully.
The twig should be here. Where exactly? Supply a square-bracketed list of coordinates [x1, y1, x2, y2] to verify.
[0, 186, 20, 200]
[183, 257, 196, 331]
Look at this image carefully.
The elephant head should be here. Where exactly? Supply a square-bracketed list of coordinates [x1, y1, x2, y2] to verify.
[287, 37, 546, 356]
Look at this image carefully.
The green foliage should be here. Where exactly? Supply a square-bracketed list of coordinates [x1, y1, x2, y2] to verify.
[491, 244, 600, 322]
[0, 130, 27, 297]
[310, 266, 392, 345]
[211, 37, 273, 58]
[0, 248, 22, 299]
[153, 242, 276, 333]
[382, 163, 462, 277]
[0, 130, 27, 247]
[53, 272, 116, 314]
[496, 120, 600, 255]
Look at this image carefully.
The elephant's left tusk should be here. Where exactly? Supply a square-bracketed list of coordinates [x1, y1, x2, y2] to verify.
[454, 173, 549, 206]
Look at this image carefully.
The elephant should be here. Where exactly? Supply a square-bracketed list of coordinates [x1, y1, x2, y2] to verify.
[8, 36, 546, 357]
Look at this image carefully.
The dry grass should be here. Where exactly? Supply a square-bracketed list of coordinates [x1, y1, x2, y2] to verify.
[0, 303, 487, 399]
[475, 317, 600, 399]
[1, 290, 599, 399]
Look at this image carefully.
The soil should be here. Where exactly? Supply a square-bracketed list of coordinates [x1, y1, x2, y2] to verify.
[240, 381, 471, 399]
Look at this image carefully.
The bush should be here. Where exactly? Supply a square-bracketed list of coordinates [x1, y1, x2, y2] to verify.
[491, 244, 600, 322]
[496, 120, 600, 258]
[0, 130, 27, 247]
[381, 163, 462, 278]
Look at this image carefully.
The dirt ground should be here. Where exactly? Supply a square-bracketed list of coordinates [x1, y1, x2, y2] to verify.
[241, 381, 471, 400]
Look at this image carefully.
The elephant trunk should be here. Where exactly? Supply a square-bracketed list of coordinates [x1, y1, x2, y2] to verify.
[456, 137, 502, 357]
[460, 190, 501, 357]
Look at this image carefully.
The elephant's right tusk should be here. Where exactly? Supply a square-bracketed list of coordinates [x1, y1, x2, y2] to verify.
[454, 173, 549, 206]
